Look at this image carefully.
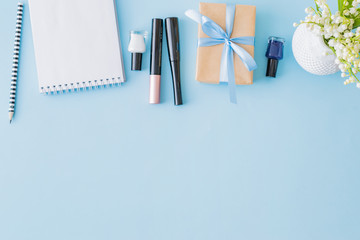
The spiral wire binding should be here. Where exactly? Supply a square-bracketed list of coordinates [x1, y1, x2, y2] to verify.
[40, 77, 124, 94]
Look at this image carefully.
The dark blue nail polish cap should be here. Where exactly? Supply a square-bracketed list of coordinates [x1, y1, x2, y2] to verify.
[266, 36, 285, 78]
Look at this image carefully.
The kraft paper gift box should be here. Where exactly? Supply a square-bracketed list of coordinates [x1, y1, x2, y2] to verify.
[195, 2, 256, 85]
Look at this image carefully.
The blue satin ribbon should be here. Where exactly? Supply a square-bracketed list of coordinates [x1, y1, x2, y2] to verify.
[186, 5, 257, 103]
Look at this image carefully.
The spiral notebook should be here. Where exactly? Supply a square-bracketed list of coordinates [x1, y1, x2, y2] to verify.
[29, 0, 125, 94]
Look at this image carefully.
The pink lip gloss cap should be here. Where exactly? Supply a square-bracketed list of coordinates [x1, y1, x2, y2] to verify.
[149, 75, 161, 104]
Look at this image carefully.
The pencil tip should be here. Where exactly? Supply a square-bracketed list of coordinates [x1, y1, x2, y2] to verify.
[9, 112, 14, 124]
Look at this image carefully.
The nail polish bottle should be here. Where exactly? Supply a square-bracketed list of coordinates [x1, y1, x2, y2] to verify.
[128, 31, 147, 71]
[266, 36, 285, 78]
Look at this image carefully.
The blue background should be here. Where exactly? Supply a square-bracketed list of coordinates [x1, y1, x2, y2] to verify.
[1, 0, 360, 239]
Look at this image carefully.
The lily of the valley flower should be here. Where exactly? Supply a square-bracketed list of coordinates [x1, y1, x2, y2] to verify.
[295, 0, 360, 87]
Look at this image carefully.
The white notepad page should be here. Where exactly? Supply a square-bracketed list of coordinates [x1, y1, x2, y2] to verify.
[29, 0, 125, 93]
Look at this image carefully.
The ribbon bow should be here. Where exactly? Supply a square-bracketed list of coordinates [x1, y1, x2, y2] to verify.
[185, 4, 257, 103]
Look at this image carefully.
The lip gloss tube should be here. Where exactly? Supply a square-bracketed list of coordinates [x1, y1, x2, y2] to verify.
[149, 18, 163, 104]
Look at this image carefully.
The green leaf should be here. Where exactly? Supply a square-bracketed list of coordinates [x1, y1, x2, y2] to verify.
[315, 1, 321, 16]
[339, 0, 343, 12]
[353, 18, 360, 28]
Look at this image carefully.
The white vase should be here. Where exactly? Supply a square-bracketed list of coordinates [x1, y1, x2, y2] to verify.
[292, 24, 339, 75]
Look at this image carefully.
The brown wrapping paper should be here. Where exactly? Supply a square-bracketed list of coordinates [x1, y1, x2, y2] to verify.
[196, 3, 256, 85]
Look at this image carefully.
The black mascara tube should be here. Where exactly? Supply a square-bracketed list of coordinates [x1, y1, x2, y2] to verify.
[165, 17, 183, 106]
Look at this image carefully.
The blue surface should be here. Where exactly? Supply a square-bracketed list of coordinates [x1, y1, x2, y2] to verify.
[1, 0, 360, 239]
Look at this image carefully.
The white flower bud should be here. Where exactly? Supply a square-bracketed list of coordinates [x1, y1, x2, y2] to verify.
[305, 8, 314, 14]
